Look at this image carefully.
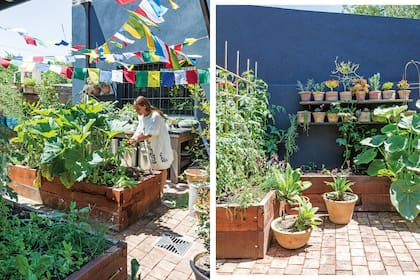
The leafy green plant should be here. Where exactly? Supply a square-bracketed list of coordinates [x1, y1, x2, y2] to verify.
[354, 102, 419, 221]
[331, 57, 360, 91]
[324, 79, 339, 91]
[368, 73, 381, 91]
[382, 82, 394, 90]
[280, 114, 299, 162]
[22, 78, 36, 87]
[327, 102, 341, 114]
[324, 174, 355, 201]
[293, 196, 323, 232]
[351, 77, 369, 95]
[397, 79, 410, 89]
[313, 82, 325, 92]
[296, 79, 314, 92]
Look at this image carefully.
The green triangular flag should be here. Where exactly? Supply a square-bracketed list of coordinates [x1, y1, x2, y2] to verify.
[73, 68, 87, 80]
[142, 51, 152, 62]
[136, 71, 148, 87]
[198, 69, 209, 84]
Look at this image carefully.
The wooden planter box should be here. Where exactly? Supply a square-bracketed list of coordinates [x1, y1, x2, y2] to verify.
[301, 174, 394, 212]
[66, 241, 127, 280]
[216, 191, 279, 259]
[8, 165, 162, 231]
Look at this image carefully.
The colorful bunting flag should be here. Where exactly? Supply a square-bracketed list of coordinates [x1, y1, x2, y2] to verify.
[112, 70, 123, 83]
[36, 63, 50, 72]
[167, 0, 179, 10]
[99, 70, 112, 83]
[60, 66, 74, 79]
[152, 35, 169, 61]
[0, 58, 11, 68]
[74, 68, 87, 80]
[123, 68, 136, 84]
[33, 56, 44, 62]
[139, 0, 167, 24]
[23, 35, 37, 46]
[186, 69, 198, 84]
[115, 0, 138, 5]
[161, 71, 174, 86]
[136, 71, 148, 87]
[54, 40, 69, 46]
[87, 68, 100, 84]
[148, 71, 160, 87]
[174, 70, 186, 85]
[122, 23, 142, 39]
[49, 65, 62, 75]
[198, 69, 209, 84]
[113, 32, 135, 45]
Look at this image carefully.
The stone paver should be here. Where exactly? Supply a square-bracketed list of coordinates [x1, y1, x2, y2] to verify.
[217, 212, 420, 275]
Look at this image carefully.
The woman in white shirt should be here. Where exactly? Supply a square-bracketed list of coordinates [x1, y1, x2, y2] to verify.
[128, 96, 174, 195]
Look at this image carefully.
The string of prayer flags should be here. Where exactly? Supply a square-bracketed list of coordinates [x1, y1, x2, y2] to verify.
[174, 70, 187, 85]
[148, 71, 160, 87]
[123, 68, 136, 84]
[139, 0, 167, 24]
[136, 71, 148, 87]
[99, 70, 112, 83]
[0, 58, 11, 68]
[23, 35, 37, 46]
[198, 69, 210, 84]
[87, 68, 100, 84]
[161, 71, 175, 86]
[168, 0, 179, 10]
[60, 66, 74, 79]
[115, 0, 138, 5]
[186, 69, 198, 84]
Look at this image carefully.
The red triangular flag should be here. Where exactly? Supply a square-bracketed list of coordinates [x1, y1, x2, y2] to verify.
[23, 35, 37, 46]
[134, 8, 148, 17]
[33, 56, 44, 62]
[123, 68, 136, 84]
[0, 58, 11, 68]
[133, 51, 143, 62]
[71, 45, 85, 51]
[60, 66, 74, 79]
[115, 0, 137, 5]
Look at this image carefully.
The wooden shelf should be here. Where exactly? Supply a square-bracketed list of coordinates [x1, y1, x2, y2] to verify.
[300, 99, 413, 106]
[301, 121, 386, 126]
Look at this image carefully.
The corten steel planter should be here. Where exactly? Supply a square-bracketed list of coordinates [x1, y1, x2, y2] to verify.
[216, 191, 279, 259]
[301, 174, 394, 212]
[8, 165, 162, 231]
[66, 241, 127, 280]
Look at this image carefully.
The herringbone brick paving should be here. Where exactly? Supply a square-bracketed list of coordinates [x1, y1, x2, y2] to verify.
[216, 212, 420, 276]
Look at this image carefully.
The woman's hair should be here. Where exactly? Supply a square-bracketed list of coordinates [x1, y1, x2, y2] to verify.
[133, 96, 165, 118]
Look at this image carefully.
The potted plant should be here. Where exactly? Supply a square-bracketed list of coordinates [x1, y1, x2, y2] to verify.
[312, 106, 326, 123]
[338, 106, 355, 122]
[351, 77, 369, 101]
[357, 107, 371, 122]
[190, 186, 210, 280]
[324, 79, 339, 101]
[397, 79, 411, 99]
[326, 102, 340, 123]
[271, 196, 322, 249]
[296, 110, 311, 135]
[312, 82, 325, 101]
[354, 101, 420, 221]
[368, 73, 382, 100]
[381, 81, 396, 99]
[297, 79, 314, 101]
[331, 57, 360, 101]
[22, 78, 36, 94]
[323, 173, 358, 224]
[266, 163, 312, 215]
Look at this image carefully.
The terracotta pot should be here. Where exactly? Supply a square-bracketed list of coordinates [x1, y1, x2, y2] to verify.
[312, 112, 326, 123]
[398, 90, 411, 100]
[271, 216, 312, 249]
[297, 111, 311, 124]
[339, 91, 352, 101]
[382, 90, 396, 100]
[327, 113, 339, 123]
[341, 113, 353, 122]
[299, 91, 311, 101]
[358, 111, 371, 122]
[323, 192, 358, 225]
[284, 196, 310, 215]
[368, 90, 382, 100]
[355, 91, 366, 101]
[325, 91, 338, 101]
[312, 91, 324, 101]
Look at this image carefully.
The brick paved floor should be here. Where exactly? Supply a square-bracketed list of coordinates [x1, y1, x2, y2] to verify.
[108, 181, 204, 280]
[216, 212, 420, 276]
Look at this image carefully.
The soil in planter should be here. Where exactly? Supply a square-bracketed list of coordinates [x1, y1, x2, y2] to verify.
[273, 216, 301, 233]
[324, 192, 357, 201]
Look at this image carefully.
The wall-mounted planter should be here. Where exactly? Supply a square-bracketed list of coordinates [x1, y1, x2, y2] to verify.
[66, 241, 127, 280]
[216, 191, 279, 259]
[302, 174, 394, 212]
[8, 165, 162, 231]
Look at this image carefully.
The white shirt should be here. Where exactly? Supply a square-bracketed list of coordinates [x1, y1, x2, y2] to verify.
[136, 111, 174, 170]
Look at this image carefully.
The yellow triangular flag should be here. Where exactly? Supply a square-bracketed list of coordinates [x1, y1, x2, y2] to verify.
[122, 23, 141, 39]
[150, 52, 160, 62]
[183, 38, 198, 46]
[87, 68, 100, 84]
[103, 42, 110, 55]
[142, 24, 155, 52]
[148, 71, 160, 87]
[168, 0, 179, 9]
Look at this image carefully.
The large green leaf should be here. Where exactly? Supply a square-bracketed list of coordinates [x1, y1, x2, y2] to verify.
[404, 154, 420, 172]
[367, 159, 386, 176]
[380, 123, 398, 134]
[360, 135, 386, 147]
[414, 136, 420, 151]
[384, 135, 407, 153]
[390, 179, 420, 221]
[354, 148, 377, 165]
[412, 114, 420, 133]
[41, 140, 64, 163]
[398, 115, 412, 130]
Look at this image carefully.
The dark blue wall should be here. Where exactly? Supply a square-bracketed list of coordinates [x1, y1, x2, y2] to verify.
[72, 0, 210, 102]
[216, 5, 420, 169]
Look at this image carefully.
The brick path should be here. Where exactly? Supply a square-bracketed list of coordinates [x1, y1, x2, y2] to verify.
[216, 212, 420, 276]
[109, 182, 204, 280]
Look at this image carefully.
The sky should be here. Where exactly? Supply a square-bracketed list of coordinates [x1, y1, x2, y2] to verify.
[0, 0, 71, 57]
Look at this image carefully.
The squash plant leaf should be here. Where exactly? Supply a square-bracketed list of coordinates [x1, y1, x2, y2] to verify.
[41, 140, 64, 163]
[390, 179, 420, 221]
[380, 123, 398, 134]
[384, 135, 408, 153]
[354, 148, 377, 165]
[366, 159, 386, 176]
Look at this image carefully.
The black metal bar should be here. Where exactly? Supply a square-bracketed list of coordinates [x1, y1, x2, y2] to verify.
[199, 0, 210, 38]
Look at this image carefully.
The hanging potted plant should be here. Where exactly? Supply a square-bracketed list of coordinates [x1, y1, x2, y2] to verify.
[297, 79, 314, 101]
[312, 82, 325, 101]
[351, 77, 369, 101]
[323, 173, 358, 224]
[397, 79, 411, 99]
[271, 196, 322, 249]
[381, 81, 395, 100]
[368, 73, 382, 100]
[324, 79, 339, 101]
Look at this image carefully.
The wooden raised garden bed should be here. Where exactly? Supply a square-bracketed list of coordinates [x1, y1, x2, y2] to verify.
[301, 174, 394, 212]
[216, 191, 279, 259]
[67, 241, 127, 280]
[8, 165, 162, 231]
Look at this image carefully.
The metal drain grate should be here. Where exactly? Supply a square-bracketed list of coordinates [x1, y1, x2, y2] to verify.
[154, 233, 193, 257]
